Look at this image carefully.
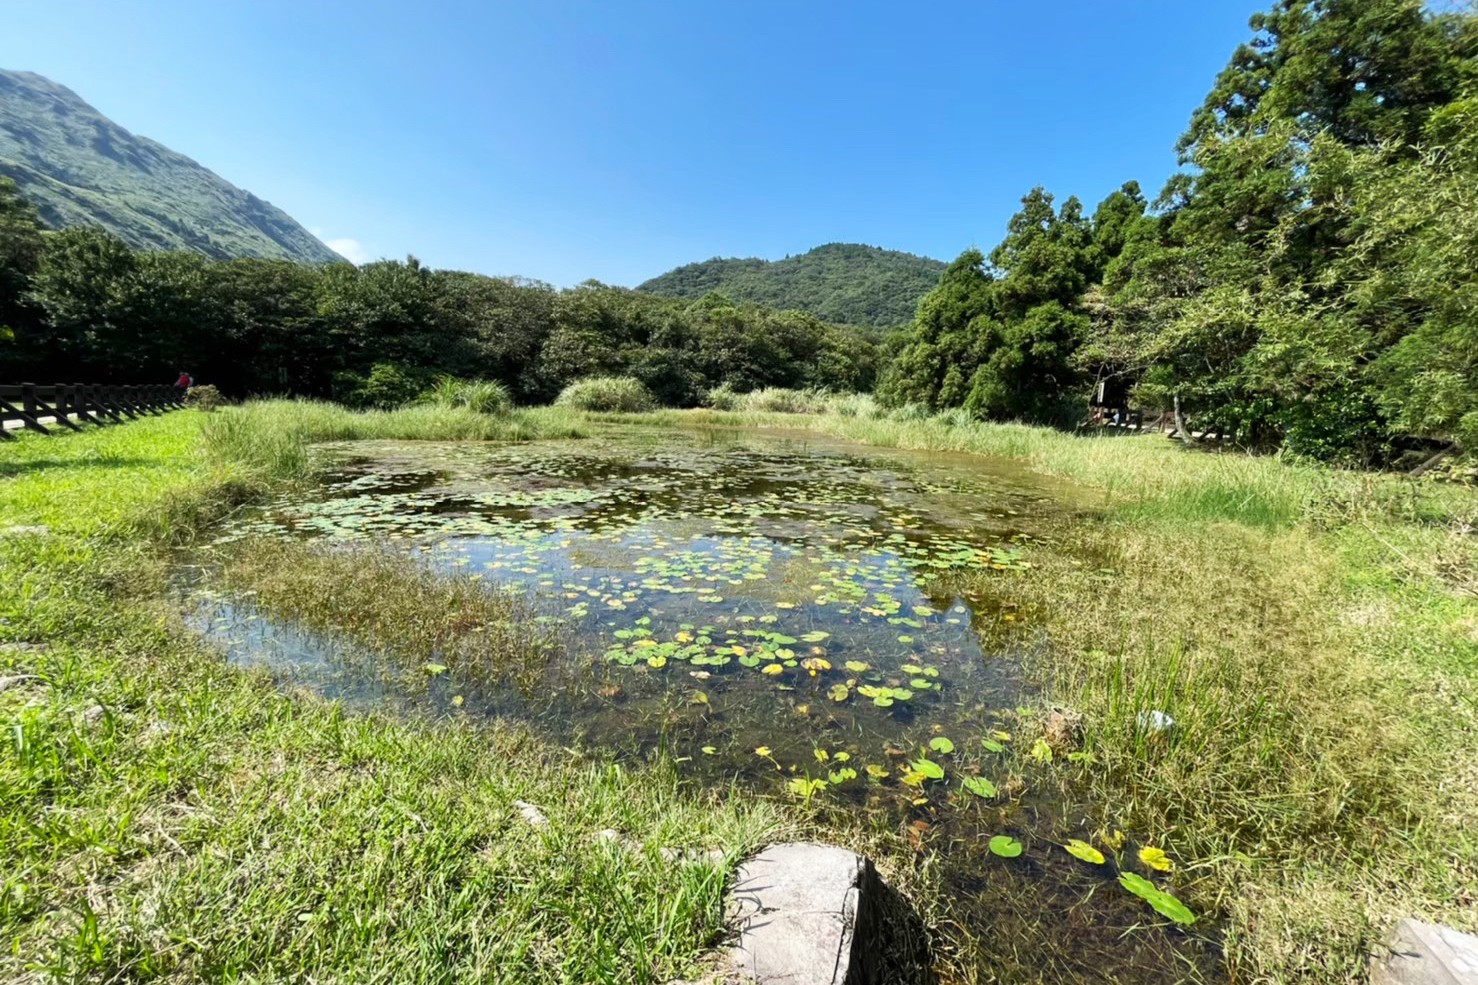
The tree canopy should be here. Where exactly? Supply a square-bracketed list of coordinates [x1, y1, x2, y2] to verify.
[881, 0, 1478, 465]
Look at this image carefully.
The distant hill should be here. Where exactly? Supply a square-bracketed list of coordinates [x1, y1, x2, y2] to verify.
[0, 69, 342, 264]
[638, 243, 945, 329]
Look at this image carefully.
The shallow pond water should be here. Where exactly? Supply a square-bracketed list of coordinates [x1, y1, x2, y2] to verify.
[186, 425, 1220, 983]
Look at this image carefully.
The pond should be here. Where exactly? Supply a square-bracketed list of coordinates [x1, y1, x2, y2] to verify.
[184, 425, 1220, 983]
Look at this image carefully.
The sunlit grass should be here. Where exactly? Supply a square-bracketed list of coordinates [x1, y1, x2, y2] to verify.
[599, 405, 1478, 982]
[0, 408, 792, 982]
[201, 399, 588, 480]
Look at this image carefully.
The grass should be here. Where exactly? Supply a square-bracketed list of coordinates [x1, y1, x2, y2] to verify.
[602, 405, 1478, 983]
[553, 377, 657, 414]
[0, 409, 793, 983]
[200, 398, 587, 480]
[9, 401, 1477, 982]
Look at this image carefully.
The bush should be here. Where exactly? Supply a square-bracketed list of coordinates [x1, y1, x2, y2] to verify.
[734, 387, 830, 414]
[554, 376, 657, 413]
[332, 362, 432, 410]
[183, 384, 223, 412]
[704, 383, 742, 411]
[422, 376, 513, 415]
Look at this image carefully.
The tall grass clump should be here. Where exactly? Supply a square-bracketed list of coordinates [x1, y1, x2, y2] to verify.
[554, 376, 658, 413]
[703, 382, 742, 411]
[202, 399, 587, 480]
[421, 376, 513, 414]
[733, 387, 831, 414]
[826, 392, 885, 418]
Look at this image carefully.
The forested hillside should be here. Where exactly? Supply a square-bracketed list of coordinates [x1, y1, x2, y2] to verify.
[639, 243, 945, 329]
[0, 70, 342, 264]
[0, 180, 875, 406]
[881, 0, 1478, 466]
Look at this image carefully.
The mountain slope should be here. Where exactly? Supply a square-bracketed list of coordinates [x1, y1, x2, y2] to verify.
[638, 243, 945, 329]
[0, 69, 342, 264]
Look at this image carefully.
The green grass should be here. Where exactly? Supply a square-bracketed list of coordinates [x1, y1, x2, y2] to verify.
[9, 404, 1476, 982]
[0, 409, 792, 983]
[599, 406, 1478, 983]
[553, 377, 657, 414]
[201, 399, 587, 480]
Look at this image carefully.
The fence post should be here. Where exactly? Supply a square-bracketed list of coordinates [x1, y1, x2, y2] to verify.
[49, 384, 83, 432]
[18, 384, 52, 434]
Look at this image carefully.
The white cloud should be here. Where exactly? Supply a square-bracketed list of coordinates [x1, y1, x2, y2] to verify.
[323, 237, 371, 265]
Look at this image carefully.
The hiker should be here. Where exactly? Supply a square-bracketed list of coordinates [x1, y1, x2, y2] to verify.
[174, 370, 193, 391]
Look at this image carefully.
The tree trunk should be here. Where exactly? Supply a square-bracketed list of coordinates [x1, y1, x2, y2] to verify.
[1408, 442, 1458, 478]
[1173, 394, 1196, 445]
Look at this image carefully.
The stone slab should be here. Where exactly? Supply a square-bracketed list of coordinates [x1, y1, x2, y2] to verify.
[726, 842, 878, 985]
[1371, 919, 1478, 985]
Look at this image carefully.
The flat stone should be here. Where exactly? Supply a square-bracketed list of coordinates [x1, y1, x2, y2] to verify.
[511, 800, 549, 828]
[1, 525, 49, 537]
[1372, 919, 1478, 985]
[727, 842, 929, 985]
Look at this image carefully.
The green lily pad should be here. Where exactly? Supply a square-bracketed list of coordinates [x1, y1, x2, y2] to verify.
[1118, 872, 1196, 926]
[988, 835, 1023, 858]
[961, 775, 996, 798]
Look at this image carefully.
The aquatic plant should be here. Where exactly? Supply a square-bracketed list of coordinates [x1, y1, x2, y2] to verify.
[988, 836, 1023, 858]
[1118, 873, 1196, 927]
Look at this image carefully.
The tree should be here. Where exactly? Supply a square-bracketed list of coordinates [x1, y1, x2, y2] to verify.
[0, 179, 45, 369]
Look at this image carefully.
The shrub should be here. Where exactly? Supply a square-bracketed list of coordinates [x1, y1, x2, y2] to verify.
[332, 362, 432, 410]
[704, 383, 742, 411]
[421, 376, 513, 415]
[184, 384, 223, 412]
[554, 376, 657, 413]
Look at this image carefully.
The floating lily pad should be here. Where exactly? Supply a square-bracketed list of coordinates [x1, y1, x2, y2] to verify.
[1063, 839, 1105, 864]
[988, 835, 1023, 858]
[1118, 872, 1196, 926]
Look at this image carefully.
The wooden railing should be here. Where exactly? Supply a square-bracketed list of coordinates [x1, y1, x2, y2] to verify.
[0, 383, 185, 439]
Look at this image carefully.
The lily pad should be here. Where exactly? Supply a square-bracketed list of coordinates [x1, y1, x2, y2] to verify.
[910, 757, 945, 780]
[928, 736, 955, 755]
[961, 775, 996, 798]
[1118, 872, 1196, 926]
[1063, 839, 1105, 865]
[988, 835, 1023, 858]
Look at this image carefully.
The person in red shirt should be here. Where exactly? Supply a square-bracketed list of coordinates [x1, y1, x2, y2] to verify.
[174, 371, 193, 391]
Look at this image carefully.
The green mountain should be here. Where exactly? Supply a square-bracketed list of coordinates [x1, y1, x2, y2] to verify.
[0, 69, 342, 264]
[638, 242, 945, 329]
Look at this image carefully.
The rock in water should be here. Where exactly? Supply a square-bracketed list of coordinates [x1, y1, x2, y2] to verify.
[727, 842, 929, 985]
[1371, 918, 1478, 985]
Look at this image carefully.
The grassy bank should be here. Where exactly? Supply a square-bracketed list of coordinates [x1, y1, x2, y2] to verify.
[201, 398, 588, 480]
[0, 410, 789, 983]
[612, 406, 1478, 983]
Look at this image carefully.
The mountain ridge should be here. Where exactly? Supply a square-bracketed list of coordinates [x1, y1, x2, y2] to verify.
[638, 242, 945, 329]
[0, 69, 342, 264]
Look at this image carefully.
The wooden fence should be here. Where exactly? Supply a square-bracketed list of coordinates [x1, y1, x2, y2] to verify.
[0, 383, 185, 439]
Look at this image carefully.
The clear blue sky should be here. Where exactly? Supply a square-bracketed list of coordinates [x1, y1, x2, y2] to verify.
[3, 1, 1259, 286]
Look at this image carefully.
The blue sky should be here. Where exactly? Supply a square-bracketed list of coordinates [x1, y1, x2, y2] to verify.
[4, 1, 1259, 285]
